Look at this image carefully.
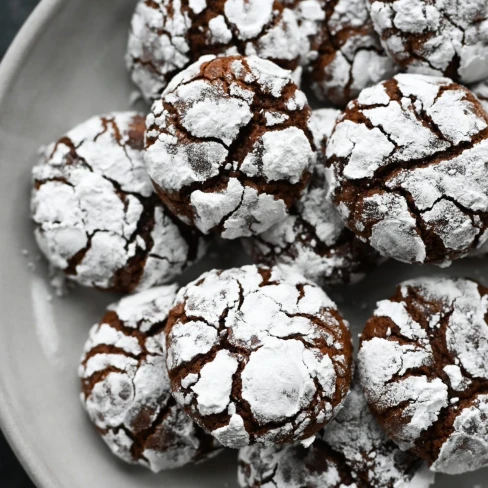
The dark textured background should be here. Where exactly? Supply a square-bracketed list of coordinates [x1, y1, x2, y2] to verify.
[1, 3, 40, 485]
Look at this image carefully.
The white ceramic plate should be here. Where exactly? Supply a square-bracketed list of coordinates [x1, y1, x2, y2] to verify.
[0, 1, 487, 487]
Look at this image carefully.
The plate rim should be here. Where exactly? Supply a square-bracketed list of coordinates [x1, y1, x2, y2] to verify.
[0, 1, 68, 487]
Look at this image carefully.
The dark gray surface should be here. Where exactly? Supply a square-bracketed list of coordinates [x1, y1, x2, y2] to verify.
[1, 0, 40, 57]
[1, 3, 40, 486]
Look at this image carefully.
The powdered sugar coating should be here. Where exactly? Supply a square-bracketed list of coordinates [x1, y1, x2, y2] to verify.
[243, 109, 382, 287]
[238, 375, 435, 487]
[431, 394, 488, 474]
[285, 0, 396, 106]
[31, 112, 207, 292]
[126, 0, 302, 102]
[79, 286, 222, 472]
[328, 74, 488, 266]
[358, 276, 488, 474]
[369, 0, 488, 84]
[165, 264, 353, 449]
[146, 55, 316, 239]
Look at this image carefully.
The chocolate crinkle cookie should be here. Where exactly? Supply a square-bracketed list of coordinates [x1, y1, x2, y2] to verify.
[327, 73, 488, 266]
[369, 0, 488, 84]
[145, 55, 316, 240]
[126, 0, 302, 102]
[238, 374, 435, 488]
[284, 0, 396, 106]
[358, 276, 488, 475]
[79, 286, 222, 472]
[165, 264, 353, 449]
[31, 112, 206, 292]
[243, 109, 381, 288]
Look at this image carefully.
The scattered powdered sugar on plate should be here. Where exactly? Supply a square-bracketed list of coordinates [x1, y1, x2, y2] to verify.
[79, 285, 222, 472]
[238, 373, 435, 487]
[31, 112, 207, 292]
[328, 73, 488, 266]
[21, 248, 43, 274]
[126, 0, 302, 102]
[369, 0, 488, 84]
[243, 108, 382, 287]
[165, 264, 353, 449]
[358, 276, 488, 475]
[145, 55, 316, 239]
[31, 275, 63, 368]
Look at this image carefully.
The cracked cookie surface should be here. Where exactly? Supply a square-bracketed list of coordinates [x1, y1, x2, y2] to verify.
[284, 0, 396, 106]
[368, 0, 488, 84]
[165, 264, 353, 449]
[243, 109, 381, 287]
[327, 73, 488, 266]
[358, 276, 488, 475]
[127, 0, 302, 102]
[31, 112, 207, 292]
[145, 55, 316, 239]
[79, 285, 222, 472]
[238, 374, 435, 488]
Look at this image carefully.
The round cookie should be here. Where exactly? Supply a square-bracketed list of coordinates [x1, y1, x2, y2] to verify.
[469, 81, 488, 258]
[327, 73, 488, 266]
[368, 0, 488, 84]
[79, 286, 222, 472]
[468, 79, 488, 258]
[145, 55, 316, 240]
[127, 0, 302, 102]
[165, 264, 353, 449]
[243, 109, 381, 287]
[358, 276, 488, 475]
[284, 0, 396, 106]
[31, 112, 206, 292]
[238, 375, 435, 488]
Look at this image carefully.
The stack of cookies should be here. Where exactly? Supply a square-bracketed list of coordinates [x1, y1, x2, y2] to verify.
[30, 0, 488, 486]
